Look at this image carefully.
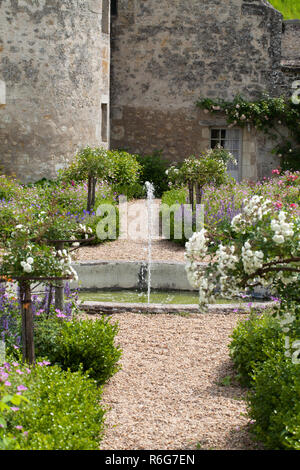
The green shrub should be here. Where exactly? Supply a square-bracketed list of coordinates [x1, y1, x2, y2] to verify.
[136, 151, 169, 197]
[247, 352, 300, 449]
[229, 311, 285, 387]
[0, 175, 22, 201]
[34, 317, 122, 385]
[161, 188, 187, 207]
[160, 188, 190, 246]
[129, 182, 147, 199]
[4, 364, 105, 450]
[107, 150, 141, 197]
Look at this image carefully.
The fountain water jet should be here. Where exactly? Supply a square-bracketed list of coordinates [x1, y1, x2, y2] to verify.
[145, 182, 155, 305]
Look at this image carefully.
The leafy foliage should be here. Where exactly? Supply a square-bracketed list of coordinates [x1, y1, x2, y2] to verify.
[197, 94, 300, 171]
[229, 311, 285, 387]
[33, 316, 122, 385]
[247, 352, 300, 449]
[136, 150, 169, 197]
[106, 149, 142, 197]
[1, 363, 105, 450]
[166, 147, 235, 197]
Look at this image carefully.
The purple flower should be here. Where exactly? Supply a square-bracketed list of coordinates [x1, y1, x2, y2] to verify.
[56, 313, 67, 319]
[37, 360, 51, 367]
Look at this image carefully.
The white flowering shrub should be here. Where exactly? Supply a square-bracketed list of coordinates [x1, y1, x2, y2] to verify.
[0, 210, 85, 281]
[0, 242, 78, 281]
[185, 195, 300, 311]
[0, 186, 97, 281]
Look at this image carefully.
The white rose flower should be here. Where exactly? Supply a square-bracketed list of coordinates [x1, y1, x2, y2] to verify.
[273, 234, 285, 244]
[23, 263, 33, 273]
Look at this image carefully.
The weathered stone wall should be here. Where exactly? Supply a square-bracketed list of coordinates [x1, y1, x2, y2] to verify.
[282, 20, 300, 61]
[0, 0, 110, 182]
[280, 19, 300, 95]
[110, 0, 293, 179]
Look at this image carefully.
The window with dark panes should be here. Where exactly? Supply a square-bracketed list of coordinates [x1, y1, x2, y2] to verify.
[111, 0, 117, 16]
[210, 128, 242, 181]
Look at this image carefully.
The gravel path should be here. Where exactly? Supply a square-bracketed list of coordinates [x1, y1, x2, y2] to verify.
[80, 200, 259, 449]
[95, 312, 261, 451]
[75, 239, 186, 262]
[76, 199, 188, 262]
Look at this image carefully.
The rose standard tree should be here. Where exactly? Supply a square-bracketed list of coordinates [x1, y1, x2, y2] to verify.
[166, 146, 237, 208]
[0, 193, 94, 364]
[185, 195, 300, 312]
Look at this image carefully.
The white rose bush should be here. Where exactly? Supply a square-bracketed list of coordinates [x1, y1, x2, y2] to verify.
[0, 185, 96, 281]
[0, 182, 97, 363]
[185, 195, 300, 312]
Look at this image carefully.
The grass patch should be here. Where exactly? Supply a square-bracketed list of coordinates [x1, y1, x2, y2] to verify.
[268, 0, 300, 19]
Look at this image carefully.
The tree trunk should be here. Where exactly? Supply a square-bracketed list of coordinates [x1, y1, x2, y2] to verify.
[46, 284, 53, 319]
[188, 181, 194, 211]
[54, 241, 64, 312]
[87, 175, 97, 212]
[91, 177, 97, 210]
[19, 281, 35, 365]
[87, 175, 92, 213]
[195, 183, 202, 206]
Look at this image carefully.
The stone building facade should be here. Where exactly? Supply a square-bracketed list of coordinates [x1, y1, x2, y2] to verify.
[0, 0, 110, 182]
[0, 0, 299, 182]
[110, 0, 300, 181]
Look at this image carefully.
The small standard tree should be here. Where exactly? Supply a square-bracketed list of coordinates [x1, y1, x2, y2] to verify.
[61, 147, 111, 213]
[167, 146, 236, 208]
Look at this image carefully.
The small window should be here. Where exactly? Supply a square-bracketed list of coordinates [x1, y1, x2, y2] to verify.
[211, 128, 242, 181]
[111, 0, 117, 16]
[101, 103, 108, 142]
[102, 0, 109, 34]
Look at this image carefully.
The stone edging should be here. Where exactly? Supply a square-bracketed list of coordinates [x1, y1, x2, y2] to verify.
[81, 301, 276, 315]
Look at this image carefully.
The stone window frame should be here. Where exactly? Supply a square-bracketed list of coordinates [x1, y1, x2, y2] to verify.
[101, 102, 109, 143]
[210, 127, 243, 182]
[102, 0, 110, 34]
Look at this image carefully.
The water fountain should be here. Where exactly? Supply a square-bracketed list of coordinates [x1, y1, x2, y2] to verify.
[145, 181, 155, 305]
[72, 182, 273, 315]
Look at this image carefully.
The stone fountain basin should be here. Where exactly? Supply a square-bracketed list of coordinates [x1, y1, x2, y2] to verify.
[71, 260, 268, 297]
[71, 260, 272, 314]
[72, 260, 206, 291]
[81, 300, 275, 315]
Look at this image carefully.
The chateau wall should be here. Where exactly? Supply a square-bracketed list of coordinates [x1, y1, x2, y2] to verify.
[110, 0, 285, 178]
[0, 0, 110, 183]
[282, 20, 300, 61]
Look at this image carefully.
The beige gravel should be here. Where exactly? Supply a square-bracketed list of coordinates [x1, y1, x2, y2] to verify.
[75, 239, 186, 262]
[76, 198, 189, 262]
[94, 312, 262, 451]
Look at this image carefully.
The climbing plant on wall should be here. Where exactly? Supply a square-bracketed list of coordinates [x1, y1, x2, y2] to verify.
[196, 94, 300, 172]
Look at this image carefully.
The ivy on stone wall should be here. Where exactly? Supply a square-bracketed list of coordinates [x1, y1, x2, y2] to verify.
[196, 94, 300, 172]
